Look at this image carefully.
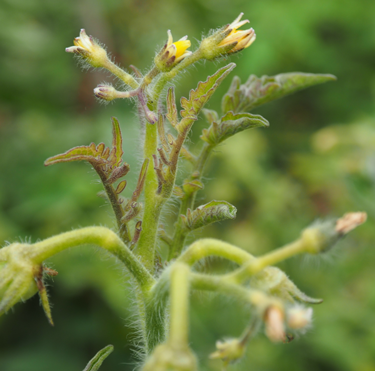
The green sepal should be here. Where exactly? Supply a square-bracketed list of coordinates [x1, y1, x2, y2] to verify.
[201, 112, 269, 145]
[222, 72, 337, 113]
[83, 345, 114, 371]
[181, 200, 237, 232]
[180, 63, 236, 118]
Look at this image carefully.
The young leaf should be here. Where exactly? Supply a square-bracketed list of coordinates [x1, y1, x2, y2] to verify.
[181, 200, 237, 232]
[201, 112, 269, 145]
[222, 72, 337, 113]
[111, 117, 123, 167]
[82, 345, 114, 371]
[44, 142, 107, 166]
[166, 87, 178, 127]
[180, 63, 236, 118]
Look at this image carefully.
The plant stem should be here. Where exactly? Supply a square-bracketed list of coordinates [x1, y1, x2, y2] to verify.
[103, 60, 139, 89]
[135, 122, 163, 273]
[30, 227, 154, 290]
[177, 238, 254, 266]
[168, 263, 190, 349]
[224, 238, 307, 284]
[170, 143, 214, 258]
[93, 165, 131, 243]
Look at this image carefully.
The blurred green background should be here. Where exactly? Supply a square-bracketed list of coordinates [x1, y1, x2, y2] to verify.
[0, 0, 374, 370]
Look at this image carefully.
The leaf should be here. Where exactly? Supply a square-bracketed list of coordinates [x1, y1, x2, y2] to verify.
[45, 117, 128, 181]
[222, 72, 337, 113]
[180, 63, 236, 118]
[111, 117, 123, 167]
[83, 345, 114, 371]
[202, 108, 219, 124]
[181, 200, 237, 232]
[166, 87, 178, 127]
[44, 142, 107, 166]
[201, 112, 269, 145]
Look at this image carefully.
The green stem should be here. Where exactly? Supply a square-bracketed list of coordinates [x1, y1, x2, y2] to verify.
[135, 122, 163, 273]
[177, 238, 254, 266]
[103, 60, 139, 89]
[93, 164, 131, 243]
[170, 143, 214, 258]
[224, 238, 307, 284]
[168, 263, 190, 349]
[30, 227, 154, 290]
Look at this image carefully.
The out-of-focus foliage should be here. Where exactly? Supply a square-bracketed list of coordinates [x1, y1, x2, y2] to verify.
[0, 0, 374, 370]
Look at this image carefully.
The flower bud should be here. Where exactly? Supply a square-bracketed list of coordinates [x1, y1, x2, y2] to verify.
[66, 29, 108, 68]
[154, 31, 192, 72]
[287, 305, 313, 331]
[94, 84, 118, 101]
[210, 338, 246, 366]
[302, 212, 367, 254]
[0, 243, 55, 325]
[200, 13, 256, 60]
[141, 343, 198, 371]
[264, 305, 286, 342]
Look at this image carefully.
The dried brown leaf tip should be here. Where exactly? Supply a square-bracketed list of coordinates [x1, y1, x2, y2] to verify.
[336, 212, 367, 235]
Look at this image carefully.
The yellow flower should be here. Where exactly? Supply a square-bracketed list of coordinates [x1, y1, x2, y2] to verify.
[66, 29, 108, 68]
[155, 30, 192, 72]
[219, 13, 256, 53]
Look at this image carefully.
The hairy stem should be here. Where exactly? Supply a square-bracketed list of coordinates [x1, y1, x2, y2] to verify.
[177, 238, 254, 266]
[170, 143, 214, 258]
[93, 164, 131, 243]
[30, 227, 154, 290]
[103, 59, 139, 89]
[168, 263, 191, 349]
[224, 238, 308, 284]
[135, 122, 163, 273]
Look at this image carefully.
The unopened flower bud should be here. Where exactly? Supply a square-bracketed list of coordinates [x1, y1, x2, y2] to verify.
[264, 305, 285, 342]
[0, 243, 56, 325]
[200, 13, 256, 60]
[287, 306, 313, 330]
[154, 30, 192, 72]
[66, 29, 108, 68]
[210, 338, 246, 366]
[94, 84, 118, 101]
[141, 343, 198, 371]
[302, 212, 367, 254]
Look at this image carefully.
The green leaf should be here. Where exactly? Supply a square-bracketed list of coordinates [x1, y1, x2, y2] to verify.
[111, 117, 123, 167]
[45, 117, 127, 180]
[202, 108, 219, 124]
[180, 63, 236, 118]
[166, 87, 178, 127]
[44, 142, 107, 166]
[222, 72, 337, 113]
[82, 345, 114, 371]
[201, 112, 269, 145]
[181, 200, 237, 232]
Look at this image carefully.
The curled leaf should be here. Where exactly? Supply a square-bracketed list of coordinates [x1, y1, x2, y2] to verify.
[180, 63, 236, 118]
[201, 112, 269, 145]
[181, 200, 237, 232]
[83, 345, 114, 371]
[222, 72, 337, 113]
